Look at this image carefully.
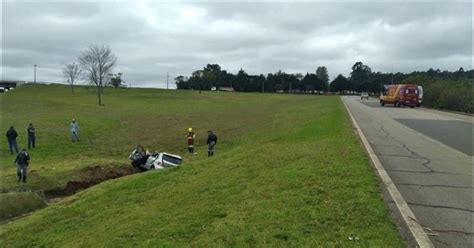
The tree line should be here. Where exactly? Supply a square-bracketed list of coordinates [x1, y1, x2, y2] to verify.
[175, 62, 473, 95]
[175, 64, 331, 93]
[401, 68, 473, 113]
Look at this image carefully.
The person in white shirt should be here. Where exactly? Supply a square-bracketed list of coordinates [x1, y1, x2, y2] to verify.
[69, 118, 80, 142]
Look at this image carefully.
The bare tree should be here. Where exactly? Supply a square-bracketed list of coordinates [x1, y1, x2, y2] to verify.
[78, 44, 117, 106]
[63, 63, 81, 94]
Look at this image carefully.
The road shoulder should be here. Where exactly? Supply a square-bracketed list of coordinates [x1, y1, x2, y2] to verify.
[342, 97, 434, 248]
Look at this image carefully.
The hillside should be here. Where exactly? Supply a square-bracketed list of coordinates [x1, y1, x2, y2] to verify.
[0, 85, 402, 247]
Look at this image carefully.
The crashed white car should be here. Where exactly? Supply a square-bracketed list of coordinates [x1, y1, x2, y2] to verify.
[129, 147, 183, 170]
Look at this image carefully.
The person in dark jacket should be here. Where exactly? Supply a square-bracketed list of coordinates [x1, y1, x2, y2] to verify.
[206, 130, 218, 157]
[6, 126, 19, 154]
[15, 149, 30, 183]
[27, 123, 36, 149]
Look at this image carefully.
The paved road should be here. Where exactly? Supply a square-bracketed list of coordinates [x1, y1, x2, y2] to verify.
[342, 96, 473, 248]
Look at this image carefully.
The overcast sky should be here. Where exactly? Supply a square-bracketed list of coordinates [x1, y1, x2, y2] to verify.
[2, 0, 472, 88]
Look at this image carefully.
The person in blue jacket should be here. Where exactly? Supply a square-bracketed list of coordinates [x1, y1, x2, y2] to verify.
[6, 126, 19, 154]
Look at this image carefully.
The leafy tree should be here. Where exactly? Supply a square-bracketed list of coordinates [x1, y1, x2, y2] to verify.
[109, 73, 123, 88]
[234, 69, 249, 91]
[330, 74, 349, 93]
[454, 67, 465, 80]
[257, 74, 266, 93]
[175, 76, 188, 89]
[301, 73, 318, 93]
[350, 62, 372, 92]
[189, 70, 204, 90]
[202, 64, 221, 89]
[288, 74, 299, 93]
[217, 70, 232, 88]
[265, 73, 277, 92]
[316, 66, 329, 92]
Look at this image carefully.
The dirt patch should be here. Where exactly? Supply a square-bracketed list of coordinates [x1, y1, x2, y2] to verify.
[45, 164, 140, 197]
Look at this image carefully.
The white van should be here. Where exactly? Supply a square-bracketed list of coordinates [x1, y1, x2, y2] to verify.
[417, 86, 423, 106]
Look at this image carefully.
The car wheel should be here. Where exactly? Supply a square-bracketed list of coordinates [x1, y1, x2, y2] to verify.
[410, 106, 414, 108]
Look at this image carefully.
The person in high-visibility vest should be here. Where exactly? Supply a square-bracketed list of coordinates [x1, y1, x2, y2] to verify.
[186, 128, 196, 154]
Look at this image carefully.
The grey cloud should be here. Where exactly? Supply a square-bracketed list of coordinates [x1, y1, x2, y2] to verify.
[2, 1, 471, 87]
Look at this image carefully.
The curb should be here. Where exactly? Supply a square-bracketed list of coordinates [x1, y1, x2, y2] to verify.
[342, 99, 434, 248]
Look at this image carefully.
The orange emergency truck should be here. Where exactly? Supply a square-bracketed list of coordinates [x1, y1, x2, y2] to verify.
[380, 84, 419, 108]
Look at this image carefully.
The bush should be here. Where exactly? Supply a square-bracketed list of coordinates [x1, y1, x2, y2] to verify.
[423, 80, 473, 113]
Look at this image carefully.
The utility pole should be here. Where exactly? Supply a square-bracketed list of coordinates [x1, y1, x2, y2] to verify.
[34, 64, 37, 84]
[167, 72, 169, 89]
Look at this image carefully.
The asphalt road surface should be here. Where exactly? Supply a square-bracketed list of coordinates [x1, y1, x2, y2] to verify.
[342, 96, 473, 248]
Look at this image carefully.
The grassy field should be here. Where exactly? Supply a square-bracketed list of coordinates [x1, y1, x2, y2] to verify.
[0, 84, 403, 247]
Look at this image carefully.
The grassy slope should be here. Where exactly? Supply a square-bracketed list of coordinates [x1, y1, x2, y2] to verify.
[1, 84, 278, 191]
[0, 85, 403, 247]
[0, 192, 47, 222]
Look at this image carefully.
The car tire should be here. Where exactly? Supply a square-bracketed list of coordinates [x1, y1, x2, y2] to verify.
[410, 106, 414, 108]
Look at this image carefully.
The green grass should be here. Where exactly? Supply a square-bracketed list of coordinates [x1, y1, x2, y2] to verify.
[0, 192, 47, 222]
[0, 84, 403, 247]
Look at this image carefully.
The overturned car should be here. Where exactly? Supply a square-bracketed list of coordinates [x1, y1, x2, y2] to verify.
[129, 145, 183, 171]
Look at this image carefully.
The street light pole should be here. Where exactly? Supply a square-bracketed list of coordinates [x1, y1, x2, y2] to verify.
[34, 64, 37, 84]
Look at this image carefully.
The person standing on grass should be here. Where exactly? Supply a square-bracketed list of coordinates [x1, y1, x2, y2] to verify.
[69, 118, 80, 142]
[207, 130, 218, 157]
[186, 127, 196, 154]
[27, 123, 36, 149]
[15, 149, 30, 183]
[6, 126, 19, 154]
